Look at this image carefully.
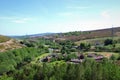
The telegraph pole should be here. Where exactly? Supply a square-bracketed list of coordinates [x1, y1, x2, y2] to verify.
[111, 25, 114, 40]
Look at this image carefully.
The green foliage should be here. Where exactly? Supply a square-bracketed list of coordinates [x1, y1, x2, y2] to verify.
[79, 43, 86, 49]
[0, 47, 47, 74]
[78, 43, 91, 51]
[0, 35, 10, 43]
[64, 53, 77, 61]
[0, 73, 13, 80]
[95, 43, 120, 52]
[104, 39, 113, 46]
[25, 59, 120, 80]
[64, 31, 90, 36]
[110, 54, 118, 60]
[2, 36, 120, 80]
[61, 46, 68, 54]
[60, 40, 76, 54]
[1, 53, 120, 80]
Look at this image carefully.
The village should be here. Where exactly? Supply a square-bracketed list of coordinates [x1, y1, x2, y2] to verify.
[39, 51, 105, 63]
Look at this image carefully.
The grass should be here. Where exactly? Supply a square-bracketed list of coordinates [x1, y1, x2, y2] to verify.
[31, 53, 50, 64]
[115, 43, 120, 47]
[0, 35, 10, 43]
[0, 45, 5, 49]
[85, 51, 119, 58]
[75, 36, 120, 45]
[50, 60, 66, 65]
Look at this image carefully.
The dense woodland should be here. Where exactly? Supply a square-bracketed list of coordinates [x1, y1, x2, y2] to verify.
[1, 59, 120, 80]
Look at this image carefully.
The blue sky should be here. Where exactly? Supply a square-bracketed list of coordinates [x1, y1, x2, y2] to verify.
[0, 0, 120, 35]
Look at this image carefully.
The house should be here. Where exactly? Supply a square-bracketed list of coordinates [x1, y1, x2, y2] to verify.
[41, 57, 48, 62]
[40, 53, 59, 62]
[78, 54, 84, 59]
[87, 53, 96, 57]
[70, 54, 84, 63]
[53, 49, 60, 53]
[94, 55, 104, 60]
[87, 53, 104, 61]
[70, 59, 83, 63]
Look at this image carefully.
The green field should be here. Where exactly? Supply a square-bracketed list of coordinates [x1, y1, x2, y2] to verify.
[85, 51, 119, 58]
[75, 37, 120, 45]
[31, 53, 50, 64]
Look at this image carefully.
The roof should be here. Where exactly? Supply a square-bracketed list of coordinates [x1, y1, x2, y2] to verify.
[70, 59, 83, 63]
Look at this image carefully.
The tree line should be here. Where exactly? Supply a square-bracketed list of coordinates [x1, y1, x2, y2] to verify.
[1, 59, 120, 80]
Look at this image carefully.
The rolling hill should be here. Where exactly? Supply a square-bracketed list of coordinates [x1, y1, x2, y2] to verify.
[0, 35, 11, 43]
[9, 27, 120, 42]
[0, 35, 23, 52]
[54, 27, 120, 42]
[10, 32, 55, 39]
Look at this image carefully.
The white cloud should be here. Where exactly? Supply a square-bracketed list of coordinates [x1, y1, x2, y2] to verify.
[101, 11, 111, 18]
[0, 16, 32, 23]
[12, 18, 31, 23]
[0, 16, 18, 20]
[67, 6, 90, 9]
[48, 18, 120, 33]
[57, 12, 82, 18]
[58, 12, 73, 16]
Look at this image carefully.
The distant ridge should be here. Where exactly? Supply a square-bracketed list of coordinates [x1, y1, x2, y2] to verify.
[10, 32, 55, 38]
[84, 26, 120, 32]
[9, 26, 120, 40]
[54, 26, 120, 41]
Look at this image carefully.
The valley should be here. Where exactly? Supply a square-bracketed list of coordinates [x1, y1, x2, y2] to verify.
[1, 27, 120, 80]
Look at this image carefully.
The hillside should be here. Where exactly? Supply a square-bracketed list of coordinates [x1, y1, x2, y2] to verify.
[10, 32, 55, 39]
[12, 27, 120, 42]
[0, 35, 23, 52]
[54, 27, 120, 42]
[0, 35, 11, 43]
[1, 28, 120, 80]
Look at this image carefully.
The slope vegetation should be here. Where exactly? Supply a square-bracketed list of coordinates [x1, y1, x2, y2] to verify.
[0, 35, 10, 43]
[0, 35, 23, 52]
[55, 27, 120, 42]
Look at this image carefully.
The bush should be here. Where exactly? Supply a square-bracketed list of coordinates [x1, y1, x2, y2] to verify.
[78, 43, 91, 51]
[104, 39, 113, 46]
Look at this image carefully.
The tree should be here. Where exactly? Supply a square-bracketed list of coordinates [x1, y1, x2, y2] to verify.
[61, 46, 68, 54]
[110, 54, 117, 61]
[0, 73, 13, 80]
[61, 46, 66, 54]
[79, 43, 86, 50]
[78, 43, 91, 51]
[104, 39, 113, 46]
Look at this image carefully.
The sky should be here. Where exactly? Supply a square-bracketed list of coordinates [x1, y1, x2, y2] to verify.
[0, 0, 120, 35]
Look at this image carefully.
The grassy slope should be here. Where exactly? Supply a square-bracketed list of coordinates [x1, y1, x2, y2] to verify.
[31, 53, 50, 64]
[85, 51, 119, 59]
[0, 35, 10, 43]
[0, 35, 23, 52]
[75, 37, 120, 45]
[55, 27, 120, 42]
